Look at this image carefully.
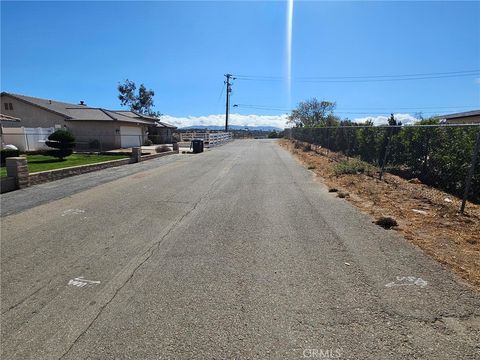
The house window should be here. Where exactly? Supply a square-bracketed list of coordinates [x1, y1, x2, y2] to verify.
[3, 103, 8, 110]
[9, 103, 13, 110]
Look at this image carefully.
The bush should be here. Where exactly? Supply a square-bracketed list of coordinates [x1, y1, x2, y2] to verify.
[155, 145, 171, 153]
[334, 158, 376, 176]
[292, 125, 480, 202]
[144, 139, 153, 146]
[45, 129, 75, 160]
[1, 148, 20, 166]
[375, 216, 398, 229]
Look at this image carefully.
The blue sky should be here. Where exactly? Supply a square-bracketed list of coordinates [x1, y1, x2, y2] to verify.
[1, 1, 479, 128]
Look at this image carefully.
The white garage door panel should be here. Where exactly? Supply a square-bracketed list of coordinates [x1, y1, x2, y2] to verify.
[120, 126, 142, 148]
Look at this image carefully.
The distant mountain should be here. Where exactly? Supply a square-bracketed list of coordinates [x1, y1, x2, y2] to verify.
[180, 125, 283, 131]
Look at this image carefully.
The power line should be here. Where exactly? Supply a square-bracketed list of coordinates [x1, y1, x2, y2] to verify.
[235, 103, 478, 111]
[234, 103, 479, 115]
[233, 69, 480, 83]
[217, 82, 226, 102]
[235, 69, 479, 79]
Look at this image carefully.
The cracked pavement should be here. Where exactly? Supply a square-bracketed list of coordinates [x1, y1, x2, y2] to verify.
[1, 139, 479, 359]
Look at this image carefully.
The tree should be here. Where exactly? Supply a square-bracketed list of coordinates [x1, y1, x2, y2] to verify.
[288, 98, 338, 128]
[268, 130, 279, 138]
[45, 129, 75, 160]
[387, 113, 402, 126]
[117, 79, 161, 117]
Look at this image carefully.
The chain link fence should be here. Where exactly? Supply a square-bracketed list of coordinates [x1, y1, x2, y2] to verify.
[288, 124, 480, 207]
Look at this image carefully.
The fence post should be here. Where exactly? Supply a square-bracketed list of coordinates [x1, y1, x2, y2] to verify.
[131, 147, 142, 163]
[460, 129, 480, 214]
[379, 133, 391, 180]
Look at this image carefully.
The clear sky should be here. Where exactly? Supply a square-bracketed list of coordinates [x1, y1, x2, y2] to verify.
[1, 1, 479, 128]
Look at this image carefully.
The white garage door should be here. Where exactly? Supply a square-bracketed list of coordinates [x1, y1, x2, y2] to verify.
[120, 126, 142, 148]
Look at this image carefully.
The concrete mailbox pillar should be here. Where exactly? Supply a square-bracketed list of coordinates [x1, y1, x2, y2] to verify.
[131, 147, 142, 163]
[172, 142, 179, 152]
[6, 157, 30, 189]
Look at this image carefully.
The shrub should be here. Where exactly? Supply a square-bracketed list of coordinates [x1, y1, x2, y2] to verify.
[334, 159, 376, 176]
[375, 216, 398, 229]
[45, 129, 75, 160]
[291, 125, 480, 202]
[1, 148, 20, 166]
[144, 139, 153, 146]
[155, 145, 170, 153]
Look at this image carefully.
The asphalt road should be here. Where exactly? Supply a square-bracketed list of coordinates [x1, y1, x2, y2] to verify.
[1, 140, 479, 359]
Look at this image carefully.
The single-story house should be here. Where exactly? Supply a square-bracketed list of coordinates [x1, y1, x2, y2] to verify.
[114, 110, 177, 144]
[0, 92, 176, 150]
[438, 110, 480, 125]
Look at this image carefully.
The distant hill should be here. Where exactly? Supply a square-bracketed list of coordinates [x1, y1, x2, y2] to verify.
[180, 125, 283, 131]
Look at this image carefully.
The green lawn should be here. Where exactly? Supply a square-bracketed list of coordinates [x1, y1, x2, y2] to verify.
[1, 154, 128, 177]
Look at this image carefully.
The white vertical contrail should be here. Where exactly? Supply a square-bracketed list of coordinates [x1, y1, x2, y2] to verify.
[286, 0, 294, 107]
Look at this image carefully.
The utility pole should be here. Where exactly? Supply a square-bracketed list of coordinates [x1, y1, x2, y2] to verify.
[224, 74, 234, 132]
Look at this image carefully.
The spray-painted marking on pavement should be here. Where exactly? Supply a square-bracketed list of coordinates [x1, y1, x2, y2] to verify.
[61, 209, 85, 216]
[385, 276, 428, 288]
[68, 277, 101, 288]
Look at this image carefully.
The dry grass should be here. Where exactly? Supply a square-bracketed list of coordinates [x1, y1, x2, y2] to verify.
[280, 139, 480, 291]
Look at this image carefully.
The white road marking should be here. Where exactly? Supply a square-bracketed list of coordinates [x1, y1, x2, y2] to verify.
[68, 277, 100, 288]
[385, 276, 428, 288]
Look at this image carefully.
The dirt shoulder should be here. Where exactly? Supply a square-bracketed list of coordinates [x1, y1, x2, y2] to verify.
[279, 139, 480, 291]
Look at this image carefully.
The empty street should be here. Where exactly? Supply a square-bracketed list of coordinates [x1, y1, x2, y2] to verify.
[1, 140, 479, 359]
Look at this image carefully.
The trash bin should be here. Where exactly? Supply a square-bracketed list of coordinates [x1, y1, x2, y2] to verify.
[191, 139, 204, 153]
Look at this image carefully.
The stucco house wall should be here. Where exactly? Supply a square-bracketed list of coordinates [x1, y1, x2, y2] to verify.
[67, 121, 148, 150]
[1, 94, 66, 128]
